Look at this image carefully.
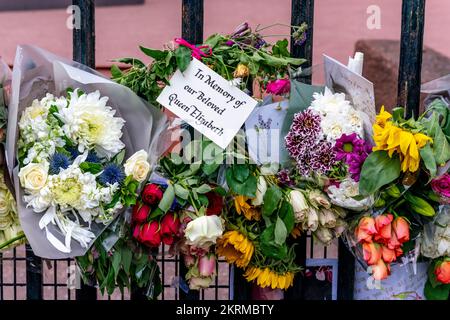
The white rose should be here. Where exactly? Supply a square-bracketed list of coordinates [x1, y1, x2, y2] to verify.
[305, 208, 319, 232]
[18, 161, 49, 193]
[314, 227, 334, 245]
[308, 189, 331, 209]
[251, 176, 267, 206]
[0, 189, 13, 217]
[124, 150, 150, 182]
[185, 215, 224, 248]
[289, 190, 309, 222]
[318, 209, 337, 228]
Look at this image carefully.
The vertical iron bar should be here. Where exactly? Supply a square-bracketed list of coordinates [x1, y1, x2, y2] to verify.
[285, 0, 314, 300]
[179, 0, 203, 301]
[26, 244, 42, 300]
[72, 0, 97, 300]
[397, 0, 425, 119]
[337, 239, 354, 300]
[291, 0, 314, 84]
[182, 0, 204, 44]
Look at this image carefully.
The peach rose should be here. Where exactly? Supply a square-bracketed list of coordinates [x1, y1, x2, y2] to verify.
[374, 214, 393, 242]
[371, 259, 390, 280]
[355, 216, 377, 243]
[362, 242, 382, 265]
[392, 217, 410, 243]
[435, 261, 450, 284]
[381, 245, 396, 263]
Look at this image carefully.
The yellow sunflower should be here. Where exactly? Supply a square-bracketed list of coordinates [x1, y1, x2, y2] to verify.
[234, 195, 261, 221]
[372, 106, 432, 172]
[216, 230, 254, 268]
[243, 266, 295, 290]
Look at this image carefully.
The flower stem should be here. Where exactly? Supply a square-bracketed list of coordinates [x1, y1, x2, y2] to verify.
[0, 234, 26, 250]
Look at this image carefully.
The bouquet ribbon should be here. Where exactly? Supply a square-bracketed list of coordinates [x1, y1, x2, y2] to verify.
[174, 38, 212, 60]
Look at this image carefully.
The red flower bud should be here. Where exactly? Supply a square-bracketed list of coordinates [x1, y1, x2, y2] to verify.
[142, 183, 164, 206]
[132, 202, 151, 224]
[137, 221, 161, 247]
[160, 213, 181, 245]
[205, 191, 223, 216]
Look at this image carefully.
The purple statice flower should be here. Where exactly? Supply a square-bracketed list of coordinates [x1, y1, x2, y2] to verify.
[254, 37, 267, 49]
[277, 168, 295, 186]
[294, 31, 307, 46]
[333, 133, 371, 182]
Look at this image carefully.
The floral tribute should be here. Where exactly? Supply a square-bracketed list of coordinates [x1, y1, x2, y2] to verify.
[285, 88, 373, 212]
[17, 89, 150, 253]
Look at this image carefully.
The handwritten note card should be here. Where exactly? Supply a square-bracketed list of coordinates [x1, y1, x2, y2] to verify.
[157, 58, 258, 149]
[324, 54, 376, 124]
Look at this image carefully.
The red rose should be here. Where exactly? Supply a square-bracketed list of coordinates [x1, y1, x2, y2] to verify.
[137, 221, 161, 247]
[132, 202, 151, 224]
[206, 191, 223, 216]
[160, 213, 181, 245]
[142, 183, 163, 205]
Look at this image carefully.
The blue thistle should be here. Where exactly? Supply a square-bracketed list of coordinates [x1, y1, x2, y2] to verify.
[86, 151, 100, 163]
[98, 163, 125, 186]
[66, 146, 80, 160]
[49, 153, 71, 175]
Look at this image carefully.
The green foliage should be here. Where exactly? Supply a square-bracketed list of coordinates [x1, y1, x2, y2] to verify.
[359, 151, 401, 195]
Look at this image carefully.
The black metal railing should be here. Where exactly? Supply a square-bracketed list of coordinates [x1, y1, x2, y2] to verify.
[0, 0, 426, 300]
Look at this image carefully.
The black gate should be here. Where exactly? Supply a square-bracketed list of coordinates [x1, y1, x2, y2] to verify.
[0, 0, 425, 300]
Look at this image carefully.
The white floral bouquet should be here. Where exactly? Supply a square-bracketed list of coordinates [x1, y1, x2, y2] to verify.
[17, 88, 150, 253]
[6, 45, 168, 259]
[284, 88, 374, 211]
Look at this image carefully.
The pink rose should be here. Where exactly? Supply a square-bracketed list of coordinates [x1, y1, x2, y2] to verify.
[198, 254, 216, 277]
[431, 173, 450, 201]
[265, 79, 290, 95]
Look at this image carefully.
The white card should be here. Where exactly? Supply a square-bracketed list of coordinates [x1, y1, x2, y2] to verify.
[324, 54, 376, 124]
[156, 58, 258, 149]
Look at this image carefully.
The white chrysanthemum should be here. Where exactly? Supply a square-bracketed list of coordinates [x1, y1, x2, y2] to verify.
[57, 89, 125, 158]
[327, 179, 373, 211]
[310, 87, 353, 117]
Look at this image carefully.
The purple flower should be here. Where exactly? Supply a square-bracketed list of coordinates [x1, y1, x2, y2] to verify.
[285, 109, 337, 176]
[334, 133, 371, 182]
[294, 31, 307, 46]
[277, 169, 295, 186]
[225, 40, 235, 46]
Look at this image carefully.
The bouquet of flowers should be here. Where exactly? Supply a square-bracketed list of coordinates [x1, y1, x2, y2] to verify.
[0, 57, 25, 251]
[345, 93, 450, 298]
[17, 88, 150, 253]
[7, 45, 167, 260]
[284, 87, 374, 212]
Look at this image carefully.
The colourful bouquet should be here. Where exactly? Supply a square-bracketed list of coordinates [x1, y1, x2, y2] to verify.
[17, 89, 150, 253]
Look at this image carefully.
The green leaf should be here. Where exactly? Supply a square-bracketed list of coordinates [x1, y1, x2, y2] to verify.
[139, 46, 168, 60]
[262, 185, 283, 216]
[113, 149, 126, 165]
[359, 151, 401, 195]
[80, 162, 103, 174]
[121, 248, 132, 275]
[427, 113, 450, 165]
[158, 183, 175, 213]
[274, 217, 287, 246]
[420, 143, 437, 178]
[260, 225, 288, 260]
[225, 168, 257, 197]
[175, 46, 192, 72]
[195, 184, 212, 194]
[392, 107, 405, 122]
[112, 251, 121, 278]
[174, 184, 189, 200]
[424, 279, 450, 300]
[232, 165, 250, 183]
[110, 64, 123, 78]
[279, 200, 295, 233]
[272, 39, 290, 57]
[113, 57, 145, 68]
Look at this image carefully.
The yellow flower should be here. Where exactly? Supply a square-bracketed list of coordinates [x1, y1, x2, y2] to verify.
[216, 231, 254, 268]
[243, 266, 295, 290]
[234, 195, 261, 221]
[233, 64, 250, 78]
[372, 108, 432, 173]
